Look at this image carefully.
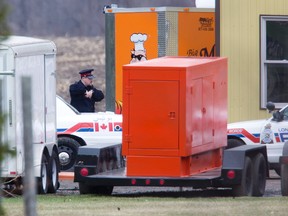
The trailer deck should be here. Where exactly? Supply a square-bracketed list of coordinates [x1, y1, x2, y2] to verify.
[75, 167, 224, 188]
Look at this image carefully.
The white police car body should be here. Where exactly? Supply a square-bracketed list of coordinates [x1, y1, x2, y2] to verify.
[56, 95, 122, 170]
[227, 103, 288, 174]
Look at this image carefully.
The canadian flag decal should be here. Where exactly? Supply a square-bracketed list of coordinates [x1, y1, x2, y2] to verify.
[95, 122, 109, 131]
[100, 123, 108, 130]
[94, 122, 122, 132]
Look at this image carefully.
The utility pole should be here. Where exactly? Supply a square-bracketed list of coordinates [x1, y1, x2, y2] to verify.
[0, 80, 4, 216]
[22, 76, 37, 216]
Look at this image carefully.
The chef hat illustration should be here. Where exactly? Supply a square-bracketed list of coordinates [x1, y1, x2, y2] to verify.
[130, 33, 147, 51]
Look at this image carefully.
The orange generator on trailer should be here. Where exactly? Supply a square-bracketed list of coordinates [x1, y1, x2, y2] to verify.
[122, 56, 227, 177]
[74, 57, 269, 197]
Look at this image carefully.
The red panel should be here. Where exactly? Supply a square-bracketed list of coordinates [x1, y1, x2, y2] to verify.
[126, 148, 222, 177]
[128, 81, 179, 150]
[126, 155, 190, 177]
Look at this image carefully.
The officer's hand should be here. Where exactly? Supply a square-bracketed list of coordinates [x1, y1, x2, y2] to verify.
[85, 90, 93, 98]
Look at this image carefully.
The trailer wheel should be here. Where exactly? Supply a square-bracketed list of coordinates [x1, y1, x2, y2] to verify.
[281, 142, 288, 196]
[281, 163, 288, 196]
[227, 139, 245, 149]
[232, 156, 253, 196]
[79, 183, 113, 195]
[37, 154, 49, 194]
[58, 137, 80, 171]
[95, 186, 114, 195]
[47, 151, 60, 193]
[252, 153, 267, 196]
[79, 182, 91, 194]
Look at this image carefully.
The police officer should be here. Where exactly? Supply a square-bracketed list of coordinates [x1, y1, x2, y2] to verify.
[69, 69, 104, 112]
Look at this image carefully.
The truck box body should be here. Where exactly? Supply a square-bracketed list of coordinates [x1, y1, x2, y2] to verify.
[122, 57, 228, 176]
[0, 36, 57, 180]
[104, 6, 215, 111]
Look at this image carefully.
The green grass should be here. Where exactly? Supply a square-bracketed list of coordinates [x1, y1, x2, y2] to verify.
[2, 195, 288, 216]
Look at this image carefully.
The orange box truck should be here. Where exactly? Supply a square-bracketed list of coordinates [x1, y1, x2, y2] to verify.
[104, 6, 215, 112]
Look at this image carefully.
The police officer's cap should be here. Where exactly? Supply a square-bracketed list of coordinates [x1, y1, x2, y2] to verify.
[79, 69, 95, 79]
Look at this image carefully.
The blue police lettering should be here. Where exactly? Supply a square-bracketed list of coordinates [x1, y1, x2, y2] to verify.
[280, 133, 288, 142]
[278, 128, 288, 132]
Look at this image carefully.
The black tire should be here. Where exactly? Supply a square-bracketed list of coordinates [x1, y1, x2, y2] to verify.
[252, 153, 267, 196]
[227, 139, 245, 149]
[232, 156, 253, 196]
[47, 151, 60, 193]
[79, 182, 92, 194]
[79, 183, 113, 195]
[281, 163, 288, 196]
[281, 141, 288, 196]
[58, 137, 80, 171]
[37, 154, 49, 194]
[96, 186, 114, 195]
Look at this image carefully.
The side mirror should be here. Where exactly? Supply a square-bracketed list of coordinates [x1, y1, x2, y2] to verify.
[266, 101, 275, 113]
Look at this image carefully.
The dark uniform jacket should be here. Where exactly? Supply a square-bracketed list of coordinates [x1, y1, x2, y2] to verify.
[69, 81, 104, 112]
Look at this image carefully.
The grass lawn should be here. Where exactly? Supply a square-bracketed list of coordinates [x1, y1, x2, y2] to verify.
[2, 195, 288, 216]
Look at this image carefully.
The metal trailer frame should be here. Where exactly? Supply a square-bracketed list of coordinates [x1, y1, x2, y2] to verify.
[74, 144, 268, 196]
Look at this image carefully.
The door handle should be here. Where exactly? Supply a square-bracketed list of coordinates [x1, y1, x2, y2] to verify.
[168, 112, 176, 119]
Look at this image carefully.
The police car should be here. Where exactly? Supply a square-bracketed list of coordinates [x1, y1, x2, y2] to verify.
[227, 102, 288, 175]
[56, 95, 122, 170]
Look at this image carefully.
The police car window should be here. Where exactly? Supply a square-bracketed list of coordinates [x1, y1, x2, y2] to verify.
[283, 107, 288, 120]
[56, 95, 80, 115]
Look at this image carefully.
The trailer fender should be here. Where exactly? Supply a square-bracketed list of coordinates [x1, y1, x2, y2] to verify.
[74, 143, 124, 182]
[221, 145, 268, 185]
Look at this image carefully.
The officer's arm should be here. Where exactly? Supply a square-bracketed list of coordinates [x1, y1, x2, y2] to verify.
[69, 83, 86, 96]
[92, 87, 104, 101]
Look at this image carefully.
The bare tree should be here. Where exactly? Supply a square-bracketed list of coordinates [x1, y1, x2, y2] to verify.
[6, 0, 195, 36]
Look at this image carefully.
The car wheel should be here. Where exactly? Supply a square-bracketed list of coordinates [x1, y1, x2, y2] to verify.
[58, 137, 80, 171]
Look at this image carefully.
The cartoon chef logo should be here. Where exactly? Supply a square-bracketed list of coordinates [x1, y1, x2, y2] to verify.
[260, 123, 274, 144]
[130, 33, 147, 64]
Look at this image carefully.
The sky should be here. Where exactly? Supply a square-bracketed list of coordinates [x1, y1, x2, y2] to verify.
[195, 0, 215, 8]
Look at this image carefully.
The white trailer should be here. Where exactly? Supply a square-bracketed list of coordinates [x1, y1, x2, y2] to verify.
[0, 36, 59, 194]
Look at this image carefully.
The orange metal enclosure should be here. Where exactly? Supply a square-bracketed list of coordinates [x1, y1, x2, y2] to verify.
[122, 57, 228, 177]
